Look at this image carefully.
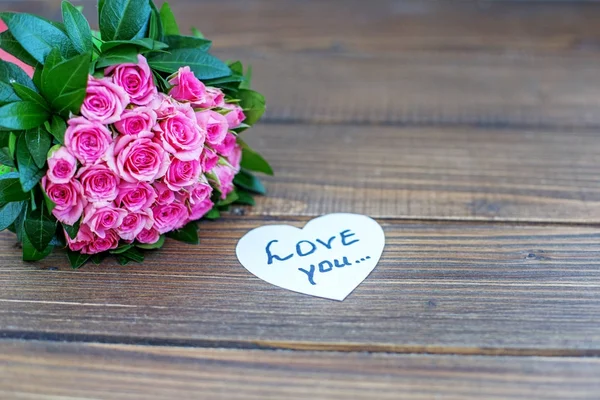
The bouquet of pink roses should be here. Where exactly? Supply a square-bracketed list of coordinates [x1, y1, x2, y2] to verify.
[0, 0, 269, 268]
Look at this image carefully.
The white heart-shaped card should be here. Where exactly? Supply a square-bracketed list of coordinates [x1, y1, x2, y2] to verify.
[236, 213, 385, 301]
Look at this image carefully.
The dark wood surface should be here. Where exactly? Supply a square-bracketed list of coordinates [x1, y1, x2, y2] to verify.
[2, 340, 600, 400]
[2, 1, 600, 399]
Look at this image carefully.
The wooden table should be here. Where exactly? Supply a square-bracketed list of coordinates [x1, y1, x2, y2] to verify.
[2, 1, 600, 398]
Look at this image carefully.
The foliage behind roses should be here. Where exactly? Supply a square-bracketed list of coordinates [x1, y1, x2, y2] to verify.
[0, 0, 269, 268]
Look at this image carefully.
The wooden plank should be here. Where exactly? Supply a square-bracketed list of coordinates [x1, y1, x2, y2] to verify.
[2, 219, 600, 354]
[7, 1, 600, 126]
[12, 1, 600, 53]
[244, 124, 600, 222]
[1, 340, 600, 400]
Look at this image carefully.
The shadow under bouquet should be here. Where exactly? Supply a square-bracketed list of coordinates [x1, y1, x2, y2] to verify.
[0, 0, 270, 268]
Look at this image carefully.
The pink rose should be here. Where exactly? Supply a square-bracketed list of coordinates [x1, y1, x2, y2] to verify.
[65, 117, 113, 165]
[47, 147, 77, 184]
[223, 103, 246, 129]
[85, 229, 120, 254]
[82, 203, 126, 239]
[151, 93, 195, 120]
[151, 93, 177, 119]
[152, 201, 190, 234]
[81, 76, 130, 124]
[228, 144, 242, 172]
[195, 86, 225, 109]
[212, 132, 237, 158]
[156, 111, 205, 161]
[168, 66, 207, 104]
[106, 131, 170, 183]
[136, 227, 161, 244]
[187, 179, 213, 205]
[153, 181, 175, 205]
[77, 164, 120, 203]
[213, 165, 236, 199]
[114, 107, 157, 136]
[42, 177, 85, 226]
[185, 180, 213, 221]
[208, 87, 225, 107]
[116, 182, 157, 212]
[189, 198, 214, 221]
[106, 54, 157, 106]
[163, 158, 202, 191]
[65, 223, 94, 252]
[200, 147, 219, 172]
[117, 210, 154, 241]
[196, 110, 228, 146]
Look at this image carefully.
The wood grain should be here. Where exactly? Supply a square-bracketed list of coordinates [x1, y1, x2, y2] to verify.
[2, 218, 600, 354]
[7, 1, 600, 127]
[243, 124, 600, 222]
[1, 340, 600, 400]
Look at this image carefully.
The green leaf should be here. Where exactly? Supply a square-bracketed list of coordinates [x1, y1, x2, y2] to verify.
[149, 49, 230, 80]
[8, 133, 16, 158]
[191, 27, 204, 39]
[16, 134, 43, 192]
[240, 147, 273, 176]
[234, 169, 266, 195]
[110, 244, 133, 254]
[204, 208, 220, 220]
[148, 1, 164, 41]
[62, 1, 93, 54]
[101, 38, 168, 52]
[237, 89, 266, 126]
[0, 59, 36, 105]
[91, 253, 107, 265]
[25, 127, 52, 169]
[100, 0, 152, 41]
[228, 61, 243, 76]
[135, 235, 165, 250]
[0, 147, 15, 168]
[152, 70, 170, 93]
[118, 247, 144, 262]
[12, 83, 49, 110]
[22, 230, 53, 262]
[166, 222, 199, 244]
[63, 219, 80, 239]
[0, 102, 50, 130]
[203, 74, 244, 89]
[24, 204, 56, 252]
[1, 12, 78, 64]
[116, 255, 131, 265]
[67, 250, 90, 269]
[0, 166, 13, 176]
[32, 66, 43, 90]
[234, 190, 255, 206]
[0, 82, 20, 105]
[43, 189, 56, 213]
[96, 46, 138, 69]
[163, 35, 211, 52]
[44, 48, 64, 71]
[0, 30, 39, 67]
[0, 200, 24, 231]
[11, 199, 26, 241]
[159, 3, 180, 35]
[131, 14, 151, 40]
[217, 190, 239, 207]
[47, 115, 67, 144]
[240, 65, 253, 90]
[41, 52, 90, 116]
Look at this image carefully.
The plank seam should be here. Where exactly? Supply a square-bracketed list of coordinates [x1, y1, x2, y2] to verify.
[1, 331, 599, 358]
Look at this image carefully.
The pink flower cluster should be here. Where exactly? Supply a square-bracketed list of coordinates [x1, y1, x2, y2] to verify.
[42, 55, 246, 255]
